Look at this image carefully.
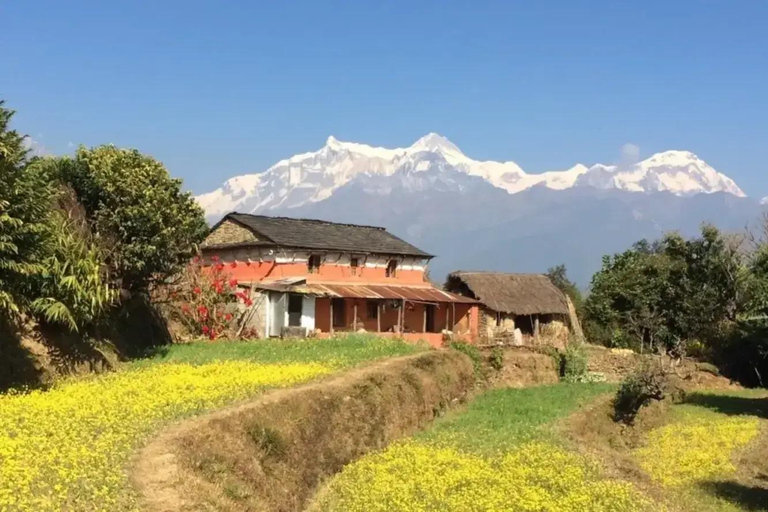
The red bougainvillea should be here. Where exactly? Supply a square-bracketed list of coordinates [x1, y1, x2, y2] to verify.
[171, 255, 252, 340]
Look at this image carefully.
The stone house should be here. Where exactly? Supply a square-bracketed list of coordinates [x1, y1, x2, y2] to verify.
[445, 271, 574, 346]
[200, 213, 479, 346]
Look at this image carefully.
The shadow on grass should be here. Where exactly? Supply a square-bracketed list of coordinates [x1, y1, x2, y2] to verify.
[701, 481, 768, 511]
[683, 393, 768, 419]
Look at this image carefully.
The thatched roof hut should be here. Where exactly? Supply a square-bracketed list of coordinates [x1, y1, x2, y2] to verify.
[445, 272, 569, 316]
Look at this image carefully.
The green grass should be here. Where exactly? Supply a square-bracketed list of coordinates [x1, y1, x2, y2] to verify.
[128, 334, 426, 370]
[418, 383, 615, 454]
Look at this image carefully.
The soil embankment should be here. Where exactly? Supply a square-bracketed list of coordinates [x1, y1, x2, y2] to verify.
[132, 350, 477, 512]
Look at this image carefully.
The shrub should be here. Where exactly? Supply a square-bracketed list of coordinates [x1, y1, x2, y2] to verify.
[561, 341, 589, 382]
[0, 102, 58, 318]
[613, 362, 668, 424]
[448, 341, 483, 377]
[57, 145, 208, 292]
[30, 209, 118, 332]
[168, 255, 251, 340]
[489, 346, 505, 371]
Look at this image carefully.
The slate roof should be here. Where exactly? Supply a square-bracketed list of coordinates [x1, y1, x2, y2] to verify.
[446, 272, 569, 315]
[208, 213, 433, 258]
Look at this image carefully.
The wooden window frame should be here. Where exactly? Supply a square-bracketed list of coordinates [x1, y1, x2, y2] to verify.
[386, 259, 398, 278]
[308, 254, 322, 274]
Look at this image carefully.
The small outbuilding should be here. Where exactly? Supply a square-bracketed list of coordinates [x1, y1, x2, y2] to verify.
[445, 271, 576, 346]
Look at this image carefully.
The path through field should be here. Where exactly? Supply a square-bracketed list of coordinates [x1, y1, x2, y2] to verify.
[0, 336, 422, 512]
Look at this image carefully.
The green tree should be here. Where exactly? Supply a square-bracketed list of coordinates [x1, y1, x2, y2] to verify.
[29, 203, 118, 332]
[584, 225, 745, 355]
[58, 146, 208, 293]
[546, 264, 583, 316]
[584, 242, 673, 352]
[0, 101, 57, 318]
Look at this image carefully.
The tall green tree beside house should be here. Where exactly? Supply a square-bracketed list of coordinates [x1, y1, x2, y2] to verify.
[57, 146, 208, 293]
[546, 264, 584, 318]
[0, 101, 57, 318]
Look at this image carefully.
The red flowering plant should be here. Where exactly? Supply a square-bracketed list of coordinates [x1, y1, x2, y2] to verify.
[169, 254, 252, 340]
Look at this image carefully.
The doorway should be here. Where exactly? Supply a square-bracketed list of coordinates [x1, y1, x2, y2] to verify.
[425, 304, 436, 333]
[288, 294, 303, 327]
[332, 298, 345, 328]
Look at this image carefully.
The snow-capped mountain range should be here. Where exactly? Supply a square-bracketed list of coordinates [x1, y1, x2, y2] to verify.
[197, 133, 746, 220]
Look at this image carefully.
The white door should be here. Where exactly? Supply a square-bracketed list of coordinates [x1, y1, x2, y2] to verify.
[270, 292, 286, 337]
[301, 296, 316, 331]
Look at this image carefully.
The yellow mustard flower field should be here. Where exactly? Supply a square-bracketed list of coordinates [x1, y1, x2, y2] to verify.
[635, 412, 760, 488]
[315, 384, 654, 512]
[0, 361, 329, 511]
[631, 390, 768, 511]
[0, 336, 423, 512]
[317, 440, 649, 512]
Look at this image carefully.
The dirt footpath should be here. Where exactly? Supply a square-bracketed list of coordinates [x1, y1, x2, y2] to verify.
[131, 350, 475, 512]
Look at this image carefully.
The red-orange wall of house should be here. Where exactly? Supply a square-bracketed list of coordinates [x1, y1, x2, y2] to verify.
[313, 297, 478, 344]
[206, 254, 427, 285]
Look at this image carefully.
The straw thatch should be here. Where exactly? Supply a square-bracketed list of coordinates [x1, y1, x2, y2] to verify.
[446, 272, 569, 316]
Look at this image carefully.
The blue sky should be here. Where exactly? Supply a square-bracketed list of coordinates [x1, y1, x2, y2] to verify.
[3, 1, 768, 197]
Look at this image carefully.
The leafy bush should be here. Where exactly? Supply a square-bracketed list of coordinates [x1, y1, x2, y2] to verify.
[613, 362, 669, 424]
[57, 145, 208, 292]
[708, 319, 768, 387]
[489, 346, 505, 371]
[448, 341, 484, 377]
[561, 342, 589, 382]
[169, 255, 251, 340]
[0, 102, 58, 318]
[30, 209, 117, 332]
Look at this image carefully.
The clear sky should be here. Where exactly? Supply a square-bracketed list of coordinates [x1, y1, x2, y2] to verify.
[3, 1, 768, 197]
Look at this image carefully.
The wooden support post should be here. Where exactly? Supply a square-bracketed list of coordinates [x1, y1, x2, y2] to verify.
[534, 316, 540, 341]
[329, 299, 334, 335]
[401, 299, 406, 333]
[422, 305, 427, 333]
[396, 303, 401, 333]
[444, 305, 449, 332]
[377, 302, 381, 333]
[353, 301, 358, 332]
[451, 303, 456, 331]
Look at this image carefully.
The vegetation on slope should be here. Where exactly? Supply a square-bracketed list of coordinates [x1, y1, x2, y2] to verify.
[633, 389, 768, 511]
[584, 224, 768, 386]
[0, 336, 422, 511]
[314, 383, 655, 512]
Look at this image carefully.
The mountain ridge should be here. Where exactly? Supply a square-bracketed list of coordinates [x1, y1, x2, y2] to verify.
[196, 133, 746, 221]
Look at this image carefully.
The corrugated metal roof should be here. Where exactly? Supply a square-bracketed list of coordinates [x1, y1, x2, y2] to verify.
[253, 281, 477, 304]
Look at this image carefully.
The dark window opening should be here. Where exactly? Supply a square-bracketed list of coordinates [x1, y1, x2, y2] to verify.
[332, 298, 346, 327]
[367, 300, 378, 319]
[288, 294, 303, 327]
[386, 259, 398, 278]
[350, 257, 360, 276]
[308, 254, 322, 273]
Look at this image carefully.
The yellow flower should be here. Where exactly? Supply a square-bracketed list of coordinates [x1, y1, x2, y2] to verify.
[634, 413, 759, 487]
[0, 361, 329, 511]
[316, 441, 651, 512]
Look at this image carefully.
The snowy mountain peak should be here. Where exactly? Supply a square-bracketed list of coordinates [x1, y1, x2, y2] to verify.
[196, 134, 748, 221]
[409, 133, 462, 154]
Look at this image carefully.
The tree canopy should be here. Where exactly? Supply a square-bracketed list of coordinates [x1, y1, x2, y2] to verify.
[0, 102, 57, 317]
[58, 145, 208, 293]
